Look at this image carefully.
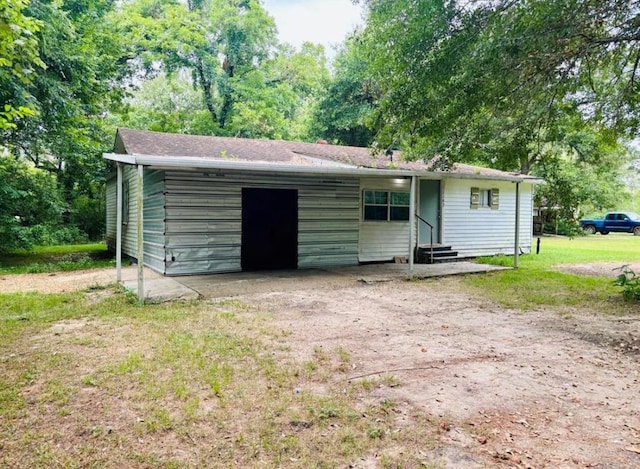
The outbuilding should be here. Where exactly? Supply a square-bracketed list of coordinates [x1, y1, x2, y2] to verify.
[104, 129, 540, 283]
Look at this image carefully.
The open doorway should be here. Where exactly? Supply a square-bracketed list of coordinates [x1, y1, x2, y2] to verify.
[241, 188, 298, 271]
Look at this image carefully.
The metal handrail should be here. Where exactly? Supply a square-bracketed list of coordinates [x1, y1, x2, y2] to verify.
[415, 213, 434, 264]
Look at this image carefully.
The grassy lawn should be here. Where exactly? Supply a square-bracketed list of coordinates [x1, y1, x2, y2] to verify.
[0, 244, 120, 274]
[0, 290, 436, 468]
[467, 234, 640, 311]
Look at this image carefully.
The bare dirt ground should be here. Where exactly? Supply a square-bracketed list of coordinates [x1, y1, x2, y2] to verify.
[0, 265, 162, 294]
[3, 265, 640, 467]
[244, 275, 640, 468]
[555, 261, 640, 278]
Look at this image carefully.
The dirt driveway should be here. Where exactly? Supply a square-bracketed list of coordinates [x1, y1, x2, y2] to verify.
[3, 264, 640, 467]
[240, 276, 640, 468]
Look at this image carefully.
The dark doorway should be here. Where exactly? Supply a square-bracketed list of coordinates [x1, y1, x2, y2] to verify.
[241, 188, 298, 271]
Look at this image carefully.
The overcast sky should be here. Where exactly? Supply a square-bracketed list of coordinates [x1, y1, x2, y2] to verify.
[263, 0, 364, 56]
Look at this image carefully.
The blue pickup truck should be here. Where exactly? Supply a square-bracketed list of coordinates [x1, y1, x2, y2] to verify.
[580, 212, 640, 235]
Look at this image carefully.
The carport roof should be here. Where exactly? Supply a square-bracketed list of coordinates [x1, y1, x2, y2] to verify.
[106, 128, 542, 183]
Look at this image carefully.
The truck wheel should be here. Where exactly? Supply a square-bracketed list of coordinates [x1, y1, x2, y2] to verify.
[583, 225, 596, 235]
[634, 226, 640, 236]
[601, 231, 609, 235]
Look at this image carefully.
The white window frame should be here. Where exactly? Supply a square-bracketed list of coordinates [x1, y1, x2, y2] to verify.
[363, 190, 410, 221]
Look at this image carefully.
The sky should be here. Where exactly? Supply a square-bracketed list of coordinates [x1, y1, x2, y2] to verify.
[263, 0, 364, 56]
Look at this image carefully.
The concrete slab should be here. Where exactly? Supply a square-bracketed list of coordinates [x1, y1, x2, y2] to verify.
[122, 276, 199, 303]
[174, 261, 510, 299]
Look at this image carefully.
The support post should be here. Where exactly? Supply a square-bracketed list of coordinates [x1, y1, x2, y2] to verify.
[408, 175, 417, 276]
[514, 181, 521, 269]
[136, 164, 144, 304]
[116, 163, 123, 282]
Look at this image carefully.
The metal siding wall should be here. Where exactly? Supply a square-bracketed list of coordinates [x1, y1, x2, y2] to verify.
[143, 170, 166, 274]
[105, 175, 116, 250]
[441, 179, 534, 257]
[163, 170, 360, 275]
[359, 177, 413, 262]
[121, 166, 138, 259]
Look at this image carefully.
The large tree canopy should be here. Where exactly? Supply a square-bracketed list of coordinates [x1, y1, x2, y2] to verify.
[360, 0, 640, 172]
[121, 0, 278, 131]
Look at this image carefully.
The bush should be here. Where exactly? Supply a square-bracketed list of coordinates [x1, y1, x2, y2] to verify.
[69, 195, 105, 241]
[21, 224, 89, 246]
[614, 265, 640, 302]
[543, 219, 584, 237]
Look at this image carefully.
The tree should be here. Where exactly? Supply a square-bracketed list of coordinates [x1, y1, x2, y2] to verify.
[0, 156, 63, 253]
[360, 0, 640, 172]
[121, 0, 277, 131]
[120, 74, 215, 135]
[229, 42, 330, 140]
[1, 0, 129, 238]
[312, 35, 378, 147]
[0, 0, 44, 129]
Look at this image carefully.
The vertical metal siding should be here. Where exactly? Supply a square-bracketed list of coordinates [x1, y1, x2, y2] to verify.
[105, 175, 116, 251]
[441, 179, 534, 257]
[115, 166, 166, 274]
[143, 170, 166, 274]
[120, 165, 138, 259]
[163, 170, 360, 276]
[358, 177, 414, 262]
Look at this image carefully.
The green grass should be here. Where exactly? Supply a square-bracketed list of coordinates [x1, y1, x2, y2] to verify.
[467, 234, 640, 311]
[479, 234, 640, 269]
[0, 243, 122, 274]
[0, 290, 439, 468]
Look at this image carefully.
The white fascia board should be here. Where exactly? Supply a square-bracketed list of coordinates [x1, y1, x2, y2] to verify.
[103, 153, 136, 165]
[104, 153, 414, 178]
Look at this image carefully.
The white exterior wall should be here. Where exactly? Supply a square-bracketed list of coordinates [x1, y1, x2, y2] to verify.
[358, 177, 413, 262]
[441, 178, 534, 257]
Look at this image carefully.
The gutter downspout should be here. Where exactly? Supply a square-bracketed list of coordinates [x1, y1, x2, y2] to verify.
[514, 181, 521, 269]
[136, 164, 144, 304]
[408, 175, 417, 276]
[116, 163, 123, 283]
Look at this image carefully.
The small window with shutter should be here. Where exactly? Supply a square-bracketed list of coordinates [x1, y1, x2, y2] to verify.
[471, 187, 499, 209]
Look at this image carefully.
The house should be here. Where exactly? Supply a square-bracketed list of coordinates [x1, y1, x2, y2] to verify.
[104, 128, 540, 278]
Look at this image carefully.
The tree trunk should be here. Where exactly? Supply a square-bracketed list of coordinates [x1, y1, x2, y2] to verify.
[196, 59, 217, 125]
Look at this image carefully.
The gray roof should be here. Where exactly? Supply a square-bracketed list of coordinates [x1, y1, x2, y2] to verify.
[112, 128, 540, 182]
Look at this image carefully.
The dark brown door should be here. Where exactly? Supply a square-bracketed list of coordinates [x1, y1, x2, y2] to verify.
[241, 188, 298, 271]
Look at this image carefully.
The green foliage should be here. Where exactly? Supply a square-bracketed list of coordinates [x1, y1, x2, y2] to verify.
[312, 35, 377, 147]
[1, 0, 127, 245]
[614, 265, 640, 302]
[0, 243, 115, 275]
[0, 0, 45, 129]
[69, 194, 106, 241]
[0, 156, 63, 253]
[121, 0, 277, 130]
[361, 0, 640, 167]
[22, 224, 89, 247]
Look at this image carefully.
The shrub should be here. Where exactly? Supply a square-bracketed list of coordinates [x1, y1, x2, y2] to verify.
[69, 195, 105, 241]
[22, 224, 89, 246]
[614, 265, 640, 302]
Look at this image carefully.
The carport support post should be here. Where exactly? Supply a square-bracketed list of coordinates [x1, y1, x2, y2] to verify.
[116, 163, 123, 283]
[514, 181, 521, 269]
[136, 164, 144, 304]
[408, 175, 417, 275]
